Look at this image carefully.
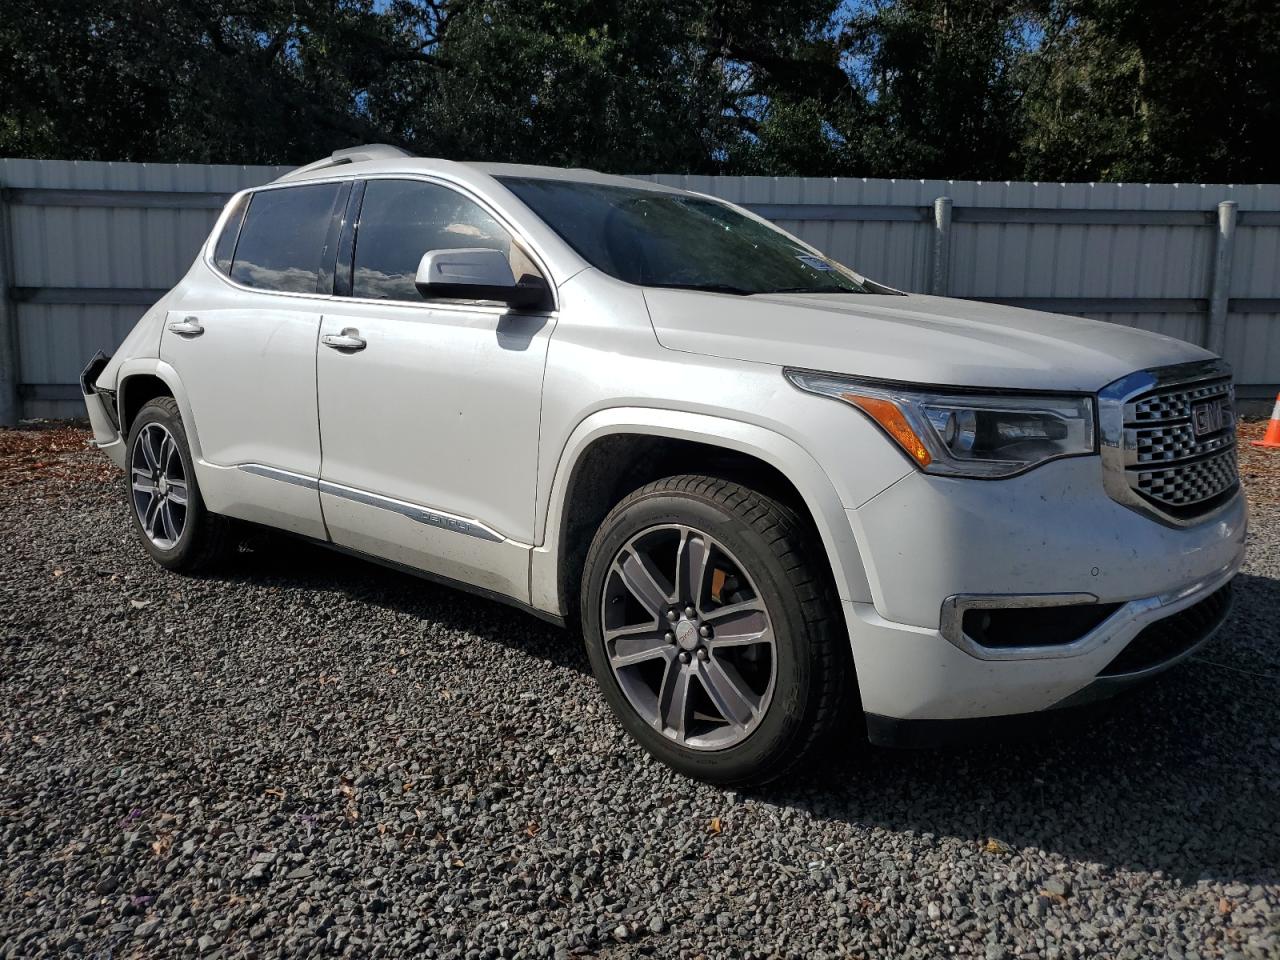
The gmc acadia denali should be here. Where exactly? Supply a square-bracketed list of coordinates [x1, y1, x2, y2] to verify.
[82, 146, 1245, 784]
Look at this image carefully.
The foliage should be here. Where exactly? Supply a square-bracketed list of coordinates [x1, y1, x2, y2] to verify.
[0, 0, 1274, 180]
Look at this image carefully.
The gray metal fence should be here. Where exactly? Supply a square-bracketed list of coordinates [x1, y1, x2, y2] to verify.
[2, 158, 1278, 423]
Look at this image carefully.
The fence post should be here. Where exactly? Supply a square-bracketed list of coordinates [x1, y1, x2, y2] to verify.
[1206, 200, 1237, 357]
[931, 196, 952, 296]
[0, 185, 19, 427]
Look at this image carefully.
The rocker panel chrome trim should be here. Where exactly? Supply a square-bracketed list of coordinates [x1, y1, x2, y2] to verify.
[234, 464, 505, 543]
[237, 463, 319, 489]
[317, 480, 505, 543]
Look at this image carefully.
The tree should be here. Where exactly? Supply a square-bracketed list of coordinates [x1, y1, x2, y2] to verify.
[0, 0, 422, 163]
[402, 0, 730, 172]
[1021, 0, 1280, 182]
[840, 0, 1042, 180]
[1, 0, 1275, 181]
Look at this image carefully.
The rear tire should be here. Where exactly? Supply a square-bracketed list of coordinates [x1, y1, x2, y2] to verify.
[580, 475, 849, 786]
[125, 397, 233, 572]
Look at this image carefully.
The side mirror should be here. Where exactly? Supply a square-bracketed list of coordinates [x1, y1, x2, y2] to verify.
[414, 248, 551, 310]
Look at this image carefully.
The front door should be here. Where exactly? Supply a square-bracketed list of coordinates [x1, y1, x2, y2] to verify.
[315, 178, 555, 601]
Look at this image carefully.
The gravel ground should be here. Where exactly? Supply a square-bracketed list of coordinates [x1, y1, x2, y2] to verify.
[1, 424, 1278, 960]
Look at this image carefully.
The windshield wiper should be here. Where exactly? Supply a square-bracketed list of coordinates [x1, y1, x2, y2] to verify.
[755, 286, 868, 295]
[644, 282, 753, 296]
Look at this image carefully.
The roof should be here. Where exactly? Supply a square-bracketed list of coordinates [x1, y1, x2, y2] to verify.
[274, 145, 679, 193]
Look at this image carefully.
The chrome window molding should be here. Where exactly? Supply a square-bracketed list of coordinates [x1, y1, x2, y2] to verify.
[201, 172, 560, 316]
[234, 464, 506, 543]
[940, 554, 1241, 662]
[1098, 358, 1240, 528]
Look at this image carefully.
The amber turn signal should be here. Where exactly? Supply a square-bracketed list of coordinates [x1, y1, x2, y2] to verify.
[842, 393, 933, 467]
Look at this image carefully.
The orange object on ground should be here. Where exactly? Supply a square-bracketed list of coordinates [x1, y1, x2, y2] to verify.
[1253, 394, 1280, 448]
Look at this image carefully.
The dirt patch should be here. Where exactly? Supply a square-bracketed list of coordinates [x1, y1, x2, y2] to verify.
[0, 423, 114, 490]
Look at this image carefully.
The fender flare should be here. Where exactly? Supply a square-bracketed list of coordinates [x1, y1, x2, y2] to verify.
[115, 359, 204, 462]
[530, 406, 873, 615]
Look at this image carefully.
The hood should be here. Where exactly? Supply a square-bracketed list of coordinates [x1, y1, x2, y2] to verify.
[643, 290, 1216, 392]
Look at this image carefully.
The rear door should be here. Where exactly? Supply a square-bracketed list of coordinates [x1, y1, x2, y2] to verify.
[314, 177, 556, 601]
[161, 181, 349, 537]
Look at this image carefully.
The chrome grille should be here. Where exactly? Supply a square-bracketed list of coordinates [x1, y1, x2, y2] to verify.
[1130, 380, 1236, 423]
[1099, 361, 1240, 525]
[1133, 422, 1234, 464]
[1134, 449, 1238, 506]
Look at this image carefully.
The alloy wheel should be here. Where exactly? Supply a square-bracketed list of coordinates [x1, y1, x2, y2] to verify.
[130, 422, 188, 549]
[600, 524, 777, 750]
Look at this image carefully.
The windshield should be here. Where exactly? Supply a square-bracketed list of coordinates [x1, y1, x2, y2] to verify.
[498, 177, 869, 296]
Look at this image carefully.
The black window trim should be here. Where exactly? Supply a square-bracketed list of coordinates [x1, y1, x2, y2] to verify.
[202, 173, 558, 315]
[317, 180, 354, 296]
[334, 180, 366, 298]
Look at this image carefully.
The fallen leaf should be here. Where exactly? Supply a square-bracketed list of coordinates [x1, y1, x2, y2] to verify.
[52, 568, 64, 578]
[524, 821, 540, 838]
[377, 822, 388, 835]
[708, 817, 723, 835]
[401, 781, 414, 794]
[451, 858, 465, 868]
[1219, 898, 1233, 915]
[983, 837, 1012, 855]
[129, 599, 151, 610]
[263, 787, 286, 801]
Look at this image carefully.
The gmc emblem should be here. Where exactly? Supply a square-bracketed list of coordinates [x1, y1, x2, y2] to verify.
[1191, 398, 1230, 437]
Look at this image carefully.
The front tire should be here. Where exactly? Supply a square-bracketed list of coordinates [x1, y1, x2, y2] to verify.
[125, 397, 232, 572]
[580, 475, 849, 786]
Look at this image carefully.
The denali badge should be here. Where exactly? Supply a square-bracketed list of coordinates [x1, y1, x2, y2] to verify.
[1191, 398, 1229, 437]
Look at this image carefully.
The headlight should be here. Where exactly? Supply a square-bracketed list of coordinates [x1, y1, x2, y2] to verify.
[785, 370, 1096, 478]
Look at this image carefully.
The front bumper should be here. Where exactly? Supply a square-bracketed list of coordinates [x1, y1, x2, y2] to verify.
[843, 454, 1246, 727]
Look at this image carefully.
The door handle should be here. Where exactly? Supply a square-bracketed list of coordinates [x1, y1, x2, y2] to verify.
[168, 317, 204, 337]
[321, 328, 367, 352]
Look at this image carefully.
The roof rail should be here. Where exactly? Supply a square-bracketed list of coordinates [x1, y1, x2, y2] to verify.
[276, 144, 416, 181]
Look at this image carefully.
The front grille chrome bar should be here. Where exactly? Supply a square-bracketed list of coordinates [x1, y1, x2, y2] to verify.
[1099, 359, 1240, 526]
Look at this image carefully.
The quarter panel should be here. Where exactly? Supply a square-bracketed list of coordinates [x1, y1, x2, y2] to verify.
[159, 300, 323, 475]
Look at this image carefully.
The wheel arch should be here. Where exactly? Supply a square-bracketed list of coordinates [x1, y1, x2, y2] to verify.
[532, 408, 872, 622]
[116, 359, 204, 462]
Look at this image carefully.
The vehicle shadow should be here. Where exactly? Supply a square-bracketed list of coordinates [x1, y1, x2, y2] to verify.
[218, 534, 1278, 886]
[754, 570, 1280, 886]
[222, 529, 590, 674]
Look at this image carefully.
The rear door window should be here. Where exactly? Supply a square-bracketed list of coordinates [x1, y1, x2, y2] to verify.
[350, 179, 536, 302]
[230, 183, 344, 294]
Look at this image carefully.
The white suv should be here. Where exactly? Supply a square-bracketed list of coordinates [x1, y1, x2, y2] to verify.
[82, 146, 1245, 784]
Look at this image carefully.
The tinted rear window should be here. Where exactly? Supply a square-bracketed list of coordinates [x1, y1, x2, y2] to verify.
[230, 184, 343, 294]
